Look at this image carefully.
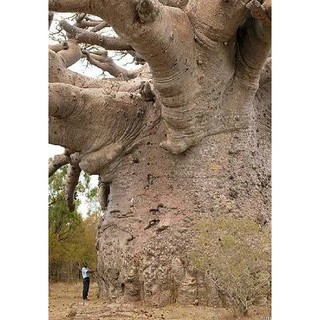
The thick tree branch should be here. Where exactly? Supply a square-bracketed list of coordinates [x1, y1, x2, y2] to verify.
[49, 83, 80, 119]
[106, 1, 210, 154]
[103, 1, 200, 153]
[49, 49, 151, 93]
[50, 1, 195, 85]
[76, 19, 102, 28]
[75, 15, 108, 30]
[75, 12, 87, 23]
[83, 50, 146, 80]
[186, 0, 250, 42]
[49, 0, 201, 154]
[65, 154, 81, 212]
[57, 39, 82, 68]
[246, 0, 271, 25]
[235, 0, 271, 88]
[90, 21, 109, 32]
[109, 1, 196, 83]
[59, 20, 133, 51]
[49, 42, 69, 53]
[49, 82, 159, 176]
[98, 178, 110, 210]
[48, 153, 71, 177]
[49, 0, 93, 14]
[49, 0, 271, 156]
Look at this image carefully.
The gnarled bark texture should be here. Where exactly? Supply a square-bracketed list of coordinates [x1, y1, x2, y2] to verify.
[49, 0, 271, 307]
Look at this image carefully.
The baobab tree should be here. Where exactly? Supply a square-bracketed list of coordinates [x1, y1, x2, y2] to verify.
[49, 0, 271, 310]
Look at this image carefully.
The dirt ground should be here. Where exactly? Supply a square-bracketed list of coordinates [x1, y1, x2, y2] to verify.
[49, 282, 271, 320]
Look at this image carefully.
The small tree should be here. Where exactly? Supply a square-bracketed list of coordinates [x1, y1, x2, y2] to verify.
[189, 216, 271, 315]
[77, 212, 101, 268]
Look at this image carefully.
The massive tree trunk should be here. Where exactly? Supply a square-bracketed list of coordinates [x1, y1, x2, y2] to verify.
[49, 0, 271, 308]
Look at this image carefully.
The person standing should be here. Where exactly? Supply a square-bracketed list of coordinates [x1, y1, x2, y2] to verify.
[81, 263, 95, 300]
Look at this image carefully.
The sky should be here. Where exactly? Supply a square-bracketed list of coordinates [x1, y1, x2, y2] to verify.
[48, 144, 64, 158]
[2, 2, 320, 319]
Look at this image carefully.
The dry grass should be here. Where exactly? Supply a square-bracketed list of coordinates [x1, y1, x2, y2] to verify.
[49, 282, 271, 320]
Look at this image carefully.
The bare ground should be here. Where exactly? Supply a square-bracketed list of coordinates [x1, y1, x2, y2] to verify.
[49, 282, 271, 320]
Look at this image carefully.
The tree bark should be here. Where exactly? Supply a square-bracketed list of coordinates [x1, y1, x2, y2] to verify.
[95, 78, 270, 305]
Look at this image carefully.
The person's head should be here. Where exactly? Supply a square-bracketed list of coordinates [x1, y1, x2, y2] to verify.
[83, 262, 88, 268]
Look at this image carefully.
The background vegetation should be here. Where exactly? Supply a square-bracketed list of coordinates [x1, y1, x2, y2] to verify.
[48, 162, 101, 282]
[189, 216, 271, 316]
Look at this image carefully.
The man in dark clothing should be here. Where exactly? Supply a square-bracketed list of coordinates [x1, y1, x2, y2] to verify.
[81, 263, 95, 300]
